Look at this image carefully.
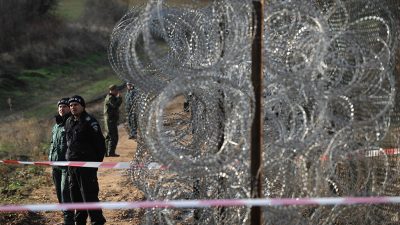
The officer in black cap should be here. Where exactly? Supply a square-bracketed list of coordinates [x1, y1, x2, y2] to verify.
[49, 97, 74, 225]
[65, 95, 106, 225]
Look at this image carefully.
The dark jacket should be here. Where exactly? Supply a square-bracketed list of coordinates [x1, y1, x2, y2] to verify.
[48, 113, 71, 161]
[65, 111, 106, 162]
[125, 88, 137, 113]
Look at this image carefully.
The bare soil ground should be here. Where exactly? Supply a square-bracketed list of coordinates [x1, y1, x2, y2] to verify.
[22, 125, 144, 225]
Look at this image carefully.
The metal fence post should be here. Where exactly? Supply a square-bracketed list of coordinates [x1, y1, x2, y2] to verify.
[251, 0, 264, 225]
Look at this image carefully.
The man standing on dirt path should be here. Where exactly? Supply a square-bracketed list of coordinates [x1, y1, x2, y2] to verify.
[125, 82, 138, 139]
[104, 84, 122, 157]
[48, 97, 74, 225]
[65, 95, 106, 225]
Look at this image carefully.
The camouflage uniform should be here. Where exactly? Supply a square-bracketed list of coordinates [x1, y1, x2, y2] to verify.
[104, 93, 122, 156]
[125, 87, 138, 138]
[49, 113, 74, 225]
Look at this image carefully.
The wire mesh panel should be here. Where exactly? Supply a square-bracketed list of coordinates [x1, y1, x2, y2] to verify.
[109, 0, 400, 224]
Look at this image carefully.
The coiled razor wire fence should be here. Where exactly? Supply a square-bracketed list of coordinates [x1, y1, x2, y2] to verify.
[109, 0, 400, 224]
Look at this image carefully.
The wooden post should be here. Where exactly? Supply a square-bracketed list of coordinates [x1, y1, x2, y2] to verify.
[251, 1, 264, 225]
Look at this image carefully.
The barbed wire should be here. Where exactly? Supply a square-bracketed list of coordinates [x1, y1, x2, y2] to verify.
[109, 0, 400, 224]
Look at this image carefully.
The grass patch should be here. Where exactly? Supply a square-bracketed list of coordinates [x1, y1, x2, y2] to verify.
[23, 74, 123, 117]
[21, 53, 104, 81]
[80, 77, 123, 99]
[0, 165, 50, 202]
[0, 52, 123, 118]
[56, 0, 86, 21]
[23, 73, 123, 118]
[27, 104, 57, 118]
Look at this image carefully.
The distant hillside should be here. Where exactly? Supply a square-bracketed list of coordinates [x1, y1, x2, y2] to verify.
[0, 53, 125, 119]
[0, 0, 128, 118]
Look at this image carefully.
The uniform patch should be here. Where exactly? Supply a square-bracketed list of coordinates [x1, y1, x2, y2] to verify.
[91, 122, 100, 132]
[91, 124, 99, 132]
[86, 116, 91, 121]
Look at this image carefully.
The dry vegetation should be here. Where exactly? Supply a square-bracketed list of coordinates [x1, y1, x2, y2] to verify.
[0, 117, 52, 160]
[0, 117, 54, 224]
[0, 116, 53, 198]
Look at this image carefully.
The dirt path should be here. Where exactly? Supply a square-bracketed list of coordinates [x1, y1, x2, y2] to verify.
[29, 125, 143, 225]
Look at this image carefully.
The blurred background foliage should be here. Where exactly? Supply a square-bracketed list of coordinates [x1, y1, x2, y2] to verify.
[0, 0, 128, 114]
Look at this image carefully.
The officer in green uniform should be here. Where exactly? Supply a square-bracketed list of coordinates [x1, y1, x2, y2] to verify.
[48, 97, 74, 225]
[104, 84, 122, 157]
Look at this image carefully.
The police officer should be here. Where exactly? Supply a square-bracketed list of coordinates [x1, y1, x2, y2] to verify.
[65, 95, 106, 225]
[125, 82, 137, 139]
[48, 97, 74, 225]
[104, 84, 122, 157]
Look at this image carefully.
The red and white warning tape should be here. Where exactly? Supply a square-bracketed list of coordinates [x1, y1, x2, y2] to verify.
[365, 148, 400, 157]
[319, 148, 400, 161]
[0, 160, 167, 170]
[1, 197, 400, 212]
[0, 160, 130, 169]
[2, 148, 400, 169]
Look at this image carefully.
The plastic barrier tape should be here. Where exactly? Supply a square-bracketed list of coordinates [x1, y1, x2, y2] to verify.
[2, 148, 400, 169]
[1, 197, 400, 212]
[0, 160, 167, 170]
